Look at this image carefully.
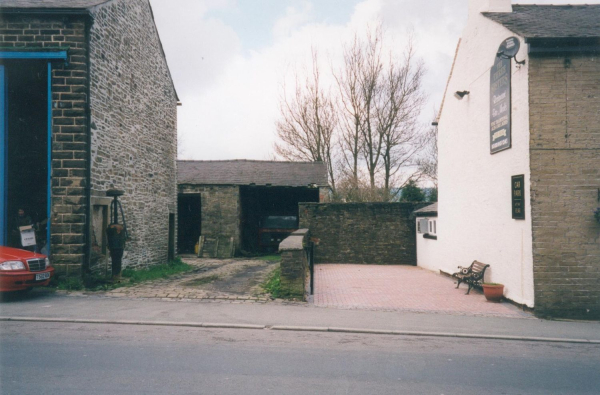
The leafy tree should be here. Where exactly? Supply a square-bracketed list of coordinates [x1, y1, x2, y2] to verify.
[399, 179, 425, 202]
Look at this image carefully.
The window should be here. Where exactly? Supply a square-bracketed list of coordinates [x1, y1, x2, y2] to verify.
[428, 219, 437, 236]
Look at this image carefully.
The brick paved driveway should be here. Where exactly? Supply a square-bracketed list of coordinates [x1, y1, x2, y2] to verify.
[313, 264, 529, 318]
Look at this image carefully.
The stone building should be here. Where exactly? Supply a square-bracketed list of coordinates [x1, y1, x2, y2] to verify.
[418, 0, 600, 319]
[177, 160, 329, 254]
[0, 0, 179, 275]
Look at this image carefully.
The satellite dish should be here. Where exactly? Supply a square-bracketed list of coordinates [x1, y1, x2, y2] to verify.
[497, 36, 521, 59]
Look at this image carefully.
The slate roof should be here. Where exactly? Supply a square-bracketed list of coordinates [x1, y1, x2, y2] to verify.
[413, 202, 438, 217]
[0, 0, 111, 8]
[178, 160, 329, 188]
[483, 5, 600, 39]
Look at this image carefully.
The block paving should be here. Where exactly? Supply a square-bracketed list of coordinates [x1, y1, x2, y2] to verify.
[313, 264, 530, 318]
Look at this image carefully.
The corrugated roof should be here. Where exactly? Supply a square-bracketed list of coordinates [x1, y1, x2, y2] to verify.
[483, 5, 600, 38]
[178, 160, 329, 187]
[0, 0, 110, 8]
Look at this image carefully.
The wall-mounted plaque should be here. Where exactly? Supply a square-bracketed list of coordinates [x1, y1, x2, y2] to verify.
[490, 38, 515, 154]
[512, 175, 525, 220]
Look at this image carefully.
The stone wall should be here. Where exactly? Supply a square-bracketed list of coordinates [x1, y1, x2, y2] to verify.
[178, 185, 241, 252]
[529, 54, 600, 319]
[89, 0, 178, 270]
[299, 203, 424, 265]
[279, 229, 310, 300]
[0, 14, 90, 275]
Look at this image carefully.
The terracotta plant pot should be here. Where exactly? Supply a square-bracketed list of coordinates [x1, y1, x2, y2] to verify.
[482, 283, 504, 302]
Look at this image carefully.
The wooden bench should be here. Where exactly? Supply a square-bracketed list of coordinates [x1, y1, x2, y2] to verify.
[452, 260, 490, 295]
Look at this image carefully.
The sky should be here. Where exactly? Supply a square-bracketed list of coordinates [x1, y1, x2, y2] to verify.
[149, 0, 595, 161]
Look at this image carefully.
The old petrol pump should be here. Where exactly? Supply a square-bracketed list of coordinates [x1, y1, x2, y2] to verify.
[106, 189, 128, 282]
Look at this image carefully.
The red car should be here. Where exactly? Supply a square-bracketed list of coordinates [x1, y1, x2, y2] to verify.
[0, 246, 54, 292]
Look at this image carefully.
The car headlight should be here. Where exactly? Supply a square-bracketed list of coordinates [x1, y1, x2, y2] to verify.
[0, 261, 26, 271]
[45, 257, 51, 267]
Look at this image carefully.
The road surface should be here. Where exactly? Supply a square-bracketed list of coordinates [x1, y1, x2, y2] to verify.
[1, 321, 599, 394]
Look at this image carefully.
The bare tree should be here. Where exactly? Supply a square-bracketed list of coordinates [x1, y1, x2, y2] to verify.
[335, 27, 426, 196]
[274, 25, 427, 202]
[335, 27, 384, 189]
[274, 49, 338, 191]
[334, 35, 365, 186]
[378, 39, 426, 193]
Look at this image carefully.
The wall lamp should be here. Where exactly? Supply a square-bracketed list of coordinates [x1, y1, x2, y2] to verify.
[454, 90, 470, 100]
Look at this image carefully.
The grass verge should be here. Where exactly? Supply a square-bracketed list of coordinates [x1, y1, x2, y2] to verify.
[253, 254, 282, 262]
[261, 266, 285, 299]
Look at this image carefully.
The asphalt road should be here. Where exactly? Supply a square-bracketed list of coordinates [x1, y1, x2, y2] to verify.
[2, 322, 599, 395]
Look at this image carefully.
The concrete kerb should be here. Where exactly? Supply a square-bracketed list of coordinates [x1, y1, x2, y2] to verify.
[2, 317, 599, 345]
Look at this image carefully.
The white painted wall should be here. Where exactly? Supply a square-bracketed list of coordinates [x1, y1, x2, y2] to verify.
[416, 216, 442, 273]
[423, 4, 535, 307]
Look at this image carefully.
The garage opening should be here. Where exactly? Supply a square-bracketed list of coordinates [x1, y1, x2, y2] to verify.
[1, 60, 49, 249]
[240, 186, 319, 253]
[177, 194, 201, 254]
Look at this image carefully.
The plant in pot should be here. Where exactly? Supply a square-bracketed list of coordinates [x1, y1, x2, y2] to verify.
[482, 283, 504, 302]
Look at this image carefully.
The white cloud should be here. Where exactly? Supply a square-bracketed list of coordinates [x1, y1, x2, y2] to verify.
[272, 1, 314, 39]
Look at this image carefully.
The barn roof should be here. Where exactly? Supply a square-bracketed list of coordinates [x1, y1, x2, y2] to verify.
[483, 5, 600, 39]
[178, 160, 329, 188]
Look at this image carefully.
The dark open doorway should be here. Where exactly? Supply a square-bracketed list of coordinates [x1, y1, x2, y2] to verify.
[1, 60, 49, 248]
[240, 186, 319, 253]
[177, 194, 201, 254]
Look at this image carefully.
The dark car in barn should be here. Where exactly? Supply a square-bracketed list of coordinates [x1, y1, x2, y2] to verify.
[258, 216, 298, 251]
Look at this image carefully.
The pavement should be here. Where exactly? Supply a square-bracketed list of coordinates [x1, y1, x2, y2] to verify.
[1, 290, 599, 344]
[1, 258, 599, 343]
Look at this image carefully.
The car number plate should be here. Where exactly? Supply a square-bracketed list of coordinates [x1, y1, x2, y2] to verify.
[36, 272, 50, 281]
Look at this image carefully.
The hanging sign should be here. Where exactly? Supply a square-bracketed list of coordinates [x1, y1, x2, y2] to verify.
[511, 175, 525, 220]
[490, 37, 517, 154]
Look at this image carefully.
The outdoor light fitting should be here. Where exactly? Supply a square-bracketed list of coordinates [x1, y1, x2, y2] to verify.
[454, 90, 470, 100]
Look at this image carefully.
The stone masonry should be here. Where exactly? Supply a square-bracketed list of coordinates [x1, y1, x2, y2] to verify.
[89, 0, 178, 270]
[279, 229, 310, 300]
[1, 0, 178, 275]
[0, 14, 89, 276]
[178, 185, 241, 252]
[299, 203, 426, 265]
[529, 54, 600, 319]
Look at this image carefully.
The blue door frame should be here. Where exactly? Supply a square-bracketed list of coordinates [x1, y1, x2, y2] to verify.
[0, 51, 67, 248]
[0, 65, 6, 245]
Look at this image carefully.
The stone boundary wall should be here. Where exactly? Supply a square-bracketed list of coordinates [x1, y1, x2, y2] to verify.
[529, 54, 600, 319]
[0, 14, 89, 276]
[89, 0, 178, 270]
[299, 203, 426, 265]
[279, 229, 310, 300]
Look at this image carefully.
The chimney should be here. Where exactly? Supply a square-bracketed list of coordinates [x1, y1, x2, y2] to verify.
[469, 0, 512, 18]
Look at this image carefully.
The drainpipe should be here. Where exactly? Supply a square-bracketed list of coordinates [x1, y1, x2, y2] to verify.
[83, 12, 93, 274]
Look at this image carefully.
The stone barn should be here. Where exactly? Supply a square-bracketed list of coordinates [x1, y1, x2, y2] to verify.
[0, 0, 179, 276]
[177, 160, 329, 255]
